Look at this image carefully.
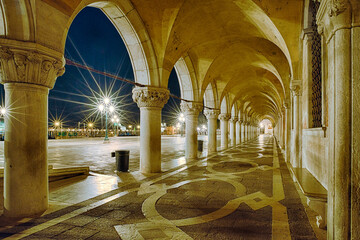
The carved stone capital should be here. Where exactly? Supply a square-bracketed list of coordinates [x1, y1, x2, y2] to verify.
[132, 86, 170, 108]
[230, 117, 238, 123]
[290, 85, 301, 96]
[180, 101, 203, 116]
[0, 46, 65, 89]
[328, 0, 348, 17]
[218, 113, 231, 121]
[204, 109, 219, 119]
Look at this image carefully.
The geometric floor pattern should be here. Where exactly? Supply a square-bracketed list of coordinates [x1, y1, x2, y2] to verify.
[0, 135, 319, 239]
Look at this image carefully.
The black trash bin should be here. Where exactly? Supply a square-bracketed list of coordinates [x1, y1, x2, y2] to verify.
[198, 140, 204, 152]
[111, 150, 130, 172]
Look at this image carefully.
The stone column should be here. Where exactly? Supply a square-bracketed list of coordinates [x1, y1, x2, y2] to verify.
[236, 120, 241, 144]
[219, 113, 230, 149]
[181, 102, 203, 159]
[249, 124, 252, 139]
[284, 103, 291, 162]
[351, 1, 360, 238]
[229, 117, 238, 146]
[204, 109, 219, 153]
[240, 120, 245, 142]
[317, 2, 353, 238]
[243, 121, 247, 141]
[291, 85, 301, 167]
[132, 87, 169, 173]
[0, 45, 65, 217]
[250, 125, 253, 139]
[279, 113, 284, 148]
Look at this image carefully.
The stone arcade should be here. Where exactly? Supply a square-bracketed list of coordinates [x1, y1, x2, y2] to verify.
[0, 0, 359, 239]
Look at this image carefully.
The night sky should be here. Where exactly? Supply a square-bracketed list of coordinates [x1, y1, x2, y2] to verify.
[50, 7, 182, 128]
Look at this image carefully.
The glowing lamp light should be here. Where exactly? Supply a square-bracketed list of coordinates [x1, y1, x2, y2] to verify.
[128, 125, 132, 129]
[137, 125, 140, 129]
[178, 113, 185, 122]
[104, 97, 110, 105]
[54, 121, 60, 127]
[0, 107, 6, 115]
[109, 105, 115, 113]
[88, 123, 93, 128]
[98, 104, 105, 111]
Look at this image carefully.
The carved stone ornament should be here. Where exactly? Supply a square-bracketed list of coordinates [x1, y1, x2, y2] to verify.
[218, 113, 231, 121]
[132, 86, 170, 108]
[230, 117, 238, 123]
[0, 46, 65, 89]
[328, 0, 347, 17]
[204, 109, 220, 119]
[291, 85, 301, 96]
[180, 101, 203, 115]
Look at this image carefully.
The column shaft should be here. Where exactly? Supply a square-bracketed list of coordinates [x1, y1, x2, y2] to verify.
[181, 102, 202, 159]
[185, 114, 198, 159]
[236, 121, 241, 144]
[229, 118, 237, 146]
[204, 110, 219, 154]
[241, 122, 245, 142]
[333, 27, 351, 240]
[208, 117, 217, 153]
[244, 124, 248, 141]
[139, 107, 162, 172]
[220, 120, 228, 148]
[291, 89, 300, 167]
[4, 83, 49, 217]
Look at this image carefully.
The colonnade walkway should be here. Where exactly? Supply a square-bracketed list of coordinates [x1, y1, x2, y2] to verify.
[0, 135, 324, 239]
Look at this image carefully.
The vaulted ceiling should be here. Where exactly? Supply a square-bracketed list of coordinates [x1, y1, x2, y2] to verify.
[1, 0, 304, 123]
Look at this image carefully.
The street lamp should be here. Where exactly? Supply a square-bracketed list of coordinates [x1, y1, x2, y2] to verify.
[54, 121, 62, 139]
[111, 115, 120, 136]
[88, 122, 93, 137]
[98, 97, 115, 142]
[0, 107, 6, 115]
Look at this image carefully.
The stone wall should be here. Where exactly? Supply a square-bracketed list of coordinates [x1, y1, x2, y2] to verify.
[302, 128, 328, 189]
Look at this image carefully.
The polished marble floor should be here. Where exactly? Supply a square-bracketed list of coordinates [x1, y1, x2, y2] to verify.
[0, 135, 210, 174]
[0, 135, 326, 239]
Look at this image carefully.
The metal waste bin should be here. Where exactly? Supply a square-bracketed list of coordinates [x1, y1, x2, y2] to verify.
[111, 150, 129, 172]
[198, 140, 204, 152]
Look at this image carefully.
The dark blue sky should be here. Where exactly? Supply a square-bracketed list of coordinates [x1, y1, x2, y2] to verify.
[49, 7, 181, 128]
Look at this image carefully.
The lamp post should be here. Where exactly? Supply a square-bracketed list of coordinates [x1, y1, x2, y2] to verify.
[98, 97, 114, 142]
[54, 121, 61, 139]
[88, 122, 93, 137]
[111, 115, 120, 137]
